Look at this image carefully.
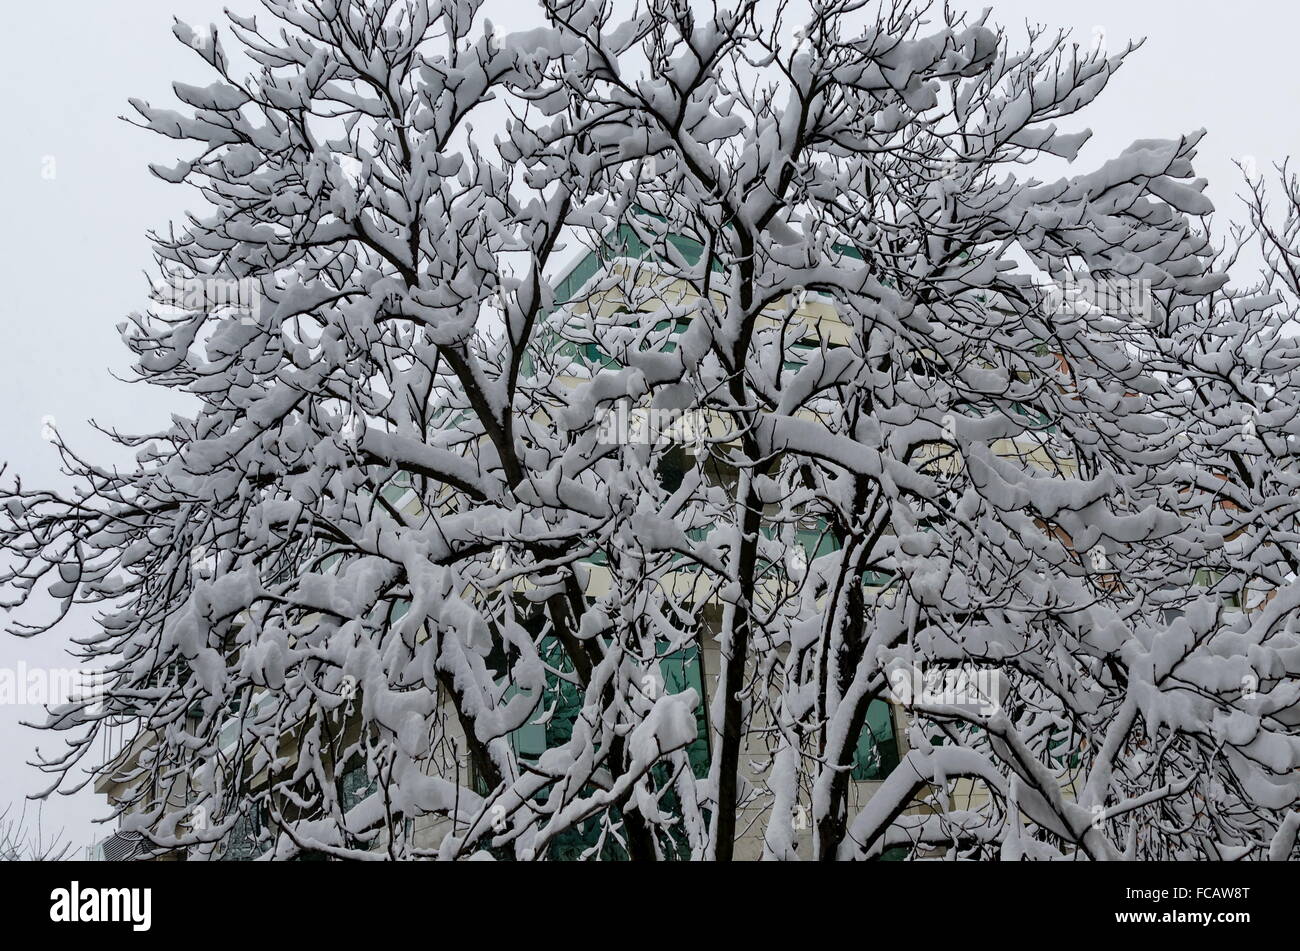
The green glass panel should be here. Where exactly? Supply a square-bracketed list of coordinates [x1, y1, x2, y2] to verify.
[850, 699, 900, 781]
[340, 760, 376, 812]
[658, 645, 710, 780]
[505, 682, 547, 761]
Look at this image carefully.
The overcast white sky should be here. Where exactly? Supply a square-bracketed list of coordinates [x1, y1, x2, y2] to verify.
[0, 0, 1296, 853]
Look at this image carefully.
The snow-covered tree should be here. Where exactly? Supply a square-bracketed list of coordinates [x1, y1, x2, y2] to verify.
[2, 0, 1297, 860]
[0, 802, 71, 861]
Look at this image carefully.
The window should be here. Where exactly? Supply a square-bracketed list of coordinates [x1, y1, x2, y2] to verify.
[504, 636, 709, 780]
[655, 443, 688, 493]
[340, 758, 377, 812]
[657, 644, 710, 780]
[222, 802, 269, 860]
[490, 616, 712, 859]
[850, 700, 900, 781]
[505, 682, 548, 762]
[1047, 728, 1082, 770]
[1193, 569, 1241, 608]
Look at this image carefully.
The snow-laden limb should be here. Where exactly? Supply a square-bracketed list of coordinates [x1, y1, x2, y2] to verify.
[840, 744, 1007, 860]
[1270, 811, 1300, 861]
[1, 0, 1297, 860]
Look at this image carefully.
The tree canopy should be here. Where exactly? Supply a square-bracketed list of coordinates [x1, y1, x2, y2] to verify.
[2, 0, 1298, 861]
